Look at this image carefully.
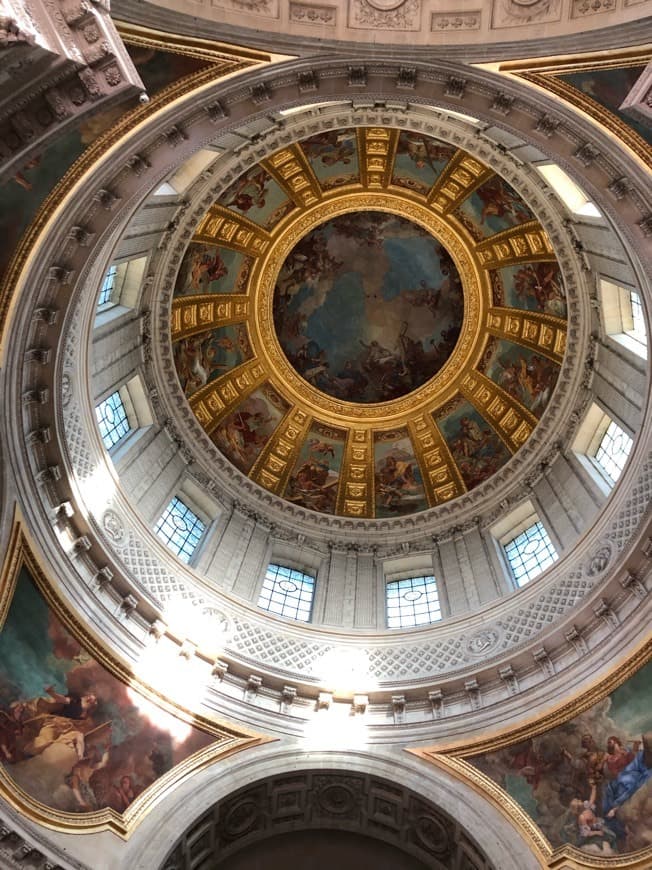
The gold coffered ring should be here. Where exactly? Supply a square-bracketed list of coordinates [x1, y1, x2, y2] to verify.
[249, 191, 490, 428]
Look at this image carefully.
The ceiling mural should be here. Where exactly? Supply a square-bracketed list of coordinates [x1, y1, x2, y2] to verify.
[0, 567, 230, 820]
[170, 127, 568, 518]
[465, 658, 652, 857]
[273, 211, 464, 403]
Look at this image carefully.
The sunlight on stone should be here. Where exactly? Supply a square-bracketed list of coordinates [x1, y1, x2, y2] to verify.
[163, 599, 228, 660]
[78, 463, 116, 516]
[303, 702, 369, 750]
[131, 643, 206, 742]
[320, 647, 376, 696]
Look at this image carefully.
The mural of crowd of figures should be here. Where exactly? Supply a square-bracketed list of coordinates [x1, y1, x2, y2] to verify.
[171, 127, 567, 518]
[468, 659, 652, 856]
[0, 569, 218, 815]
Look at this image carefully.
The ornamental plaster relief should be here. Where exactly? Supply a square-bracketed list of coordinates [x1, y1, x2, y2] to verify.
[113, 0, 652, 52]
[2, 57, 651, 738]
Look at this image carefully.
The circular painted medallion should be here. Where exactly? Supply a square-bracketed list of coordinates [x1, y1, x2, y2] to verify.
[272, 211, 464, 404]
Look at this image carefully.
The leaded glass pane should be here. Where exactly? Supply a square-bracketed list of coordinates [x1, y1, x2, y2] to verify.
[257, 564, 315, 622]
[629, 291, 646, 344]
[154, 497, 205, 563]
[99, 265, 118, 307]
[594, 420, 633, 484]
[95, 391, 131, 449]
[386, 575, 441, 629]
[504, 521, 558, 587]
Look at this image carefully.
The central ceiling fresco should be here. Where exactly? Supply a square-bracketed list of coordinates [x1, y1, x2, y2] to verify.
[171, 128, 567, 519]
[273, 210, 464, 404]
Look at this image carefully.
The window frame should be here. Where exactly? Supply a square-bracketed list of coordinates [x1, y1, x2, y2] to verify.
[502, 520, 558, 588]
[491, 500, 559, 589]
[385, 573, 443, 629]
[95, 389, 133, 451]
[257, 563, 316, 623]
[94, 375, 154, 460]
[154, 495, 207, 565]
[573, 402, 633, 492]
[599, 277, 647, 361]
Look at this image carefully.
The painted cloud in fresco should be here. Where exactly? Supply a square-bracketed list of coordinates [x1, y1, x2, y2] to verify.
[0, 570, 216, 815]
[468, 659, 652, 856]
[273, 211, 463, 403]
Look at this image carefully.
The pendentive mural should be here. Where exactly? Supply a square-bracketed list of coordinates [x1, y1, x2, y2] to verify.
[466, 660, 652, 857]
[170, 127, 569, 518]
[0, 568, 221, 817]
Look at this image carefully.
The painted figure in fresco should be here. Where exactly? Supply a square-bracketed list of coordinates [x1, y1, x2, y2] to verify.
[288, 460, 338, 512]
[174, 328, 249, 396]
[301, 131, 355, 167]
[446, 413, 508, 491]
[376, 452, 419, 511]
[476, 176, 532, 226]
[110, 775, 139, 812]
[495, 352, 556, 416]
[566, 795, 618, 855]
[602, 734, 652, 815]
[67, 742, 111, 811]
[513, 262, 565, 316]
[395, 134, 454, 173]
[189, 247, 228, 293]
[12, 686, 101, 761]
[225, 167, 268, 213]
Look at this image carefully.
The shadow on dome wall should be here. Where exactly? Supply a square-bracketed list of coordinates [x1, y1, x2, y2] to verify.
[0, 534, 263, 832]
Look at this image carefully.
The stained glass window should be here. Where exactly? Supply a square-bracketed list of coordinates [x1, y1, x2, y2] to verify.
[504, 521, 558, 587]
[95, 391, 131, 449]
[386, 575, 441, 628]
[155, 497, 206, 563]
[257, 564, 315, 622]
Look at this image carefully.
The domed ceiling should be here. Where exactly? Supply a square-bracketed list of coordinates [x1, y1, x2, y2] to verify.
[171, 127, 567, 518]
